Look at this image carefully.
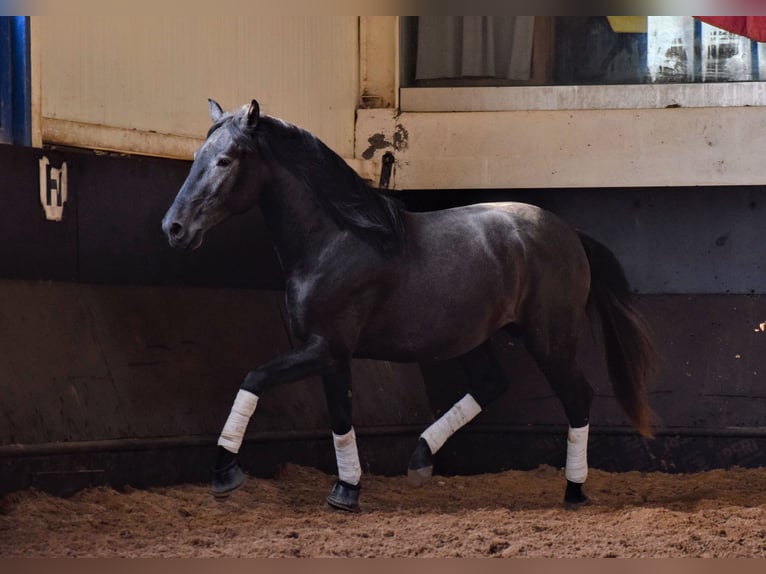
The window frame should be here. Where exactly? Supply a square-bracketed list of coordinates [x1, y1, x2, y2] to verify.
[399, 82, 766, 113]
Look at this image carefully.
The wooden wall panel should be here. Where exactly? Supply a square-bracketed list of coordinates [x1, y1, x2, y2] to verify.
[39, 15, 359, 158]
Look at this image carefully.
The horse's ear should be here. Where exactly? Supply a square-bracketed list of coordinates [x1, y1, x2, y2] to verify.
[245, 99, 260, 130]
[208, 99, 224, 123]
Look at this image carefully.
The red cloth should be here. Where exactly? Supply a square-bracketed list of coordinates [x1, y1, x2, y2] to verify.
[695, 16, 766, 42]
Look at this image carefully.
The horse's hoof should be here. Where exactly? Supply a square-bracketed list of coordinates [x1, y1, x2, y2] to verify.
[407, 437, 433, 487]
[564, 494, 591, 508]
[407, 465, 434, 487]
[563, 480, 590, 507]
[326, 480, 361, 513]
[211, 458, 247, 499]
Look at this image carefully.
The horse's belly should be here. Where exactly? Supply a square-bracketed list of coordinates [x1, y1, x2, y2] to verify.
[354, 299, 513, 363]
[355, 255, 520, 362]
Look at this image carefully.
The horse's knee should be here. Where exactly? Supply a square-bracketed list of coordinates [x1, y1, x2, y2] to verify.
[241, 335, 343, 395]
[242, 370, 266, 395]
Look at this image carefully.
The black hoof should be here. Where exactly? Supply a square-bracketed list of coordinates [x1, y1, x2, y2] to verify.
[407, 437, 433, 487]
[326, 480, 361, 513]
[211, 458, 247, 499]
[564, 480, 590, 507]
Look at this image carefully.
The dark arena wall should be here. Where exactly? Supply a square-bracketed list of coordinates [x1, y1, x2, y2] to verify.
[2, 141, 766, 496]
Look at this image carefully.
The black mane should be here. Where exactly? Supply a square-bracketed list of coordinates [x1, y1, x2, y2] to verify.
[214, 112, 406, 256]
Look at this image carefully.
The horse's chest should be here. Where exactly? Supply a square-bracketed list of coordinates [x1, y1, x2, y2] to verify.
[285, 274, 345, 337]
[284, 278, 315, 333]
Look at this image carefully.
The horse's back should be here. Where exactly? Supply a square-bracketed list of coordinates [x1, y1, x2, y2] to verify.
[407, 201, 587, 272]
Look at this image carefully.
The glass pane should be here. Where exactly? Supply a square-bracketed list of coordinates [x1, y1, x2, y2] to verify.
[402, 16, 766, 88]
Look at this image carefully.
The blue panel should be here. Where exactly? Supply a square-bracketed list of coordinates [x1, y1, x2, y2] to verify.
[10, 15, 29, 145]
[0, 16, 30, 145]
[0, 18, 12, 144]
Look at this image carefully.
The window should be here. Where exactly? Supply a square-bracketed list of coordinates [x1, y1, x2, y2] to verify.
[399, 16, 766, 112]
[0, 16, 31, 145]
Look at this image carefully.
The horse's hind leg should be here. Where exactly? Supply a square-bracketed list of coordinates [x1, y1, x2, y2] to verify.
[544, 364, 594, 505]
[523, 329, 594, 506]
[322, 367, 362, 512]
[408, 340, 509, 486]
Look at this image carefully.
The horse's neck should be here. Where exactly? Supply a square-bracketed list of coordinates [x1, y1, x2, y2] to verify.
[258, 168, 341, 276]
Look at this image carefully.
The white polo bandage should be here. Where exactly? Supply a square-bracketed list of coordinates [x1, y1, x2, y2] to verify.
[420, 393, 482, 454]
[565, 424, 589, 483]
[218, 390, 259, 453]
[333, 427, 362, 485]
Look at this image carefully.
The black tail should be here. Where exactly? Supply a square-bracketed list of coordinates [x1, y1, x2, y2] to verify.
[579, 232, 657, 438]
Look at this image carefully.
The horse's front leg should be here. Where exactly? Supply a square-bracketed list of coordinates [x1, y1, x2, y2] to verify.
[322, 367, 362, 512]
[212, 334, 339, 498]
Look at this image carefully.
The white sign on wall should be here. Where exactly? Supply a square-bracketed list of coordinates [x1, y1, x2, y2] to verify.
[39, 156, 68, 222]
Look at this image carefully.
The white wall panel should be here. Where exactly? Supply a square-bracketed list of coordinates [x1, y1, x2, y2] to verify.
[357, 106, 766, 189]
[40, 15, 359, 157]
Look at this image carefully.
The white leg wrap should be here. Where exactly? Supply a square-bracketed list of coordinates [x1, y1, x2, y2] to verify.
[333, 427, 362, 485]
[217, 390, 259, 453]
[565, 424, 589, 483]
[420, 393, 482, 455]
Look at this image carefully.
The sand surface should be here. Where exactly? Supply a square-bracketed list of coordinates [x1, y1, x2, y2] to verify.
[2, 464, 766, 557]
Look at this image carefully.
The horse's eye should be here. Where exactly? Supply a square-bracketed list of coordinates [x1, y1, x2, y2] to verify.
[217, 158, 232, 167]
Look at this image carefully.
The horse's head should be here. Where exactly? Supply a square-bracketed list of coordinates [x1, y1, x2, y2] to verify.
[162, 99, 265, 250]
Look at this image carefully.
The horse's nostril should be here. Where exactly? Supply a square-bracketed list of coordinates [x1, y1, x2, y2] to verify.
[169, 222, 184, 238]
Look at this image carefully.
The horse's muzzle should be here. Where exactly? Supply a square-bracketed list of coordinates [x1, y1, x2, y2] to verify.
[162, 214, 204, 251]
